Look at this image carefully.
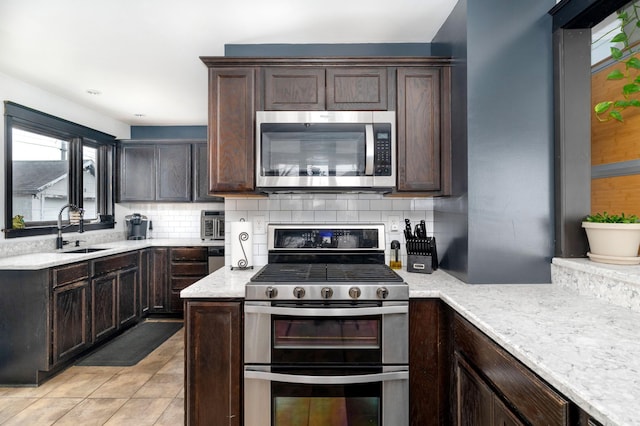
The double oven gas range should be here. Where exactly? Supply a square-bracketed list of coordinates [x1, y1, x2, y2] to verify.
[244, 224, 409, 426]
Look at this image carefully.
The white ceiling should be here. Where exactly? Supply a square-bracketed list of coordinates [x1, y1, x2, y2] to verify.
[0, 0, 457, 126]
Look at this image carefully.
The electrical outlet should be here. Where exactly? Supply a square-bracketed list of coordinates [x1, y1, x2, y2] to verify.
[254, 216, 266, 234]
[389, 216, 400, 232]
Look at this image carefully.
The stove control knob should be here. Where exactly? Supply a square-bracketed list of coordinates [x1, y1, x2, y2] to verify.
[376, 287, 389, 299]
[265, 286, 278, 299]
[321, 287, 334, 299]
[293, 287, 306, 299]
[349, 287, 361, 299]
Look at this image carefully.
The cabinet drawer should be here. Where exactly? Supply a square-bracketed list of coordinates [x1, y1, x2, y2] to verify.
[171, 247, 207, 262]
[52, 262, 89, 287]
[93, 252, 139, 276]
[172, 276, 202, 291]
[171, 262, 208, 277]
[454, 314, 569, 425]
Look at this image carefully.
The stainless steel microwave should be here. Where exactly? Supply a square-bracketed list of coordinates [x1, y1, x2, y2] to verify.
[256, 110, 396, 191]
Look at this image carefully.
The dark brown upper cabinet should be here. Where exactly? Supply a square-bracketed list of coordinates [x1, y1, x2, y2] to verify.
[396, 67, 451, 195]
[264, 67, 388, 111]
[119, 141, 191, 202]
[326, 67, 388, 110]
[200, 57, 452, 196]
[264, 67, 325, 110]
[207, 67, 256, 193]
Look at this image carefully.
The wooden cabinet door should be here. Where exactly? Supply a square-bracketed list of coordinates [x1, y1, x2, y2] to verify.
[156, 144, 191, 201]
[455, 354, 493, 426]
[149, 248, 169, 313]
[209, 67, 256, 193]
[193, 142, 224, 201]
[52, 280, 90, 365]
[91, 274, 117, 343]
[185, 300, 242, 426]
[264, 67, 325, 110]
[119, 145, 156, 201]
[494, 395, 526, 426]
[397, 67, 450, 193]
[409, 299, 450, 425]
[326, 67, 388, 110]
[117, 267, 138, 328]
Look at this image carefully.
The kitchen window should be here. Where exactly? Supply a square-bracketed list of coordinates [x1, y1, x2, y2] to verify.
[4, 102, 116, 238]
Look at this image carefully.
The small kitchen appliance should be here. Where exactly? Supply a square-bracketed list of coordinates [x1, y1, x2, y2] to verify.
[125, 213, 148, 240]
[256, 110, 396, 191]
[200, 210, 224, 240]
[244, 223, 409, 426]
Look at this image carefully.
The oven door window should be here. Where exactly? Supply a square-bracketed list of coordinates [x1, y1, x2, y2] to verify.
[261, 123, 366, 178]
[272, 315, 381, 364]
[273, 372, 381, 426]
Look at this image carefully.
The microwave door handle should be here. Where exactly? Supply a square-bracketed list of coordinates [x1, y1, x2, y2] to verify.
[245, 369, 408, 385]
[365, 124, 374, 175]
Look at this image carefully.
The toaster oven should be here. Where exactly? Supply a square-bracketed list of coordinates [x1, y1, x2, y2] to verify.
[200, 210, 224, 240]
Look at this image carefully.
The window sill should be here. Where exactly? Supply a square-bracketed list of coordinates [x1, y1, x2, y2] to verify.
[3, 222, 116, 239]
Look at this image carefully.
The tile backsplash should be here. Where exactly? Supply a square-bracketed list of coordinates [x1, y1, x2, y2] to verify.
[0, 195, 433, 267]
[224, 194, 434, 267]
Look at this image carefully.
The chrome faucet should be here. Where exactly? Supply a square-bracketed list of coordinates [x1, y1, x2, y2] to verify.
[56, 203, 84, 249]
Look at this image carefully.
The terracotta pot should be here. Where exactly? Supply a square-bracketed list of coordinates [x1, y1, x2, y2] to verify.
[582, 222, 640, 261]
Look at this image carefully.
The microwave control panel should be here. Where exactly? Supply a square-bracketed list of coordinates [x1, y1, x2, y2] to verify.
[374, 124, 392, 176]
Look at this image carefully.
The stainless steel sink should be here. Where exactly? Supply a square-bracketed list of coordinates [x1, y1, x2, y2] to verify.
[60, 247, 110, 254]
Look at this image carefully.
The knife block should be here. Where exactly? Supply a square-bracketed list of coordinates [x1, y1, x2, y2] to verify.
[406, 237, 438, 274]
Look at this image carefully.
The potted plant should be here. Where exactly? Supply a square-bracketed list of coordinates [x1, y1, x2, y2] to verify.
[582, 212, 640, 264]
[593, 1, 640, 122]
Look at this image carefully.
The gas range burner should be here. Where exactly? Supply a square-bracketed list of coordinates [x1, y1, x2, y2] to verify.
[250, 263, 404, 283]
[246, 223, 408, 302]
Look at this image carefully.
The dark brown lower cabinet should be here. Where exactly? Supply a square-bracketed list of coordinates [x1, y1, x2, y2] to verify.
[409, 299, 451, 425]
[453, 313, 570, 425]
[117, 267, 138, 328]
[170, 247, 208, 314]
[149, 248, 169, 313]
[185, 300, 242, 426]
[51, 275, 90, 365]
[91, 274, 117, 343]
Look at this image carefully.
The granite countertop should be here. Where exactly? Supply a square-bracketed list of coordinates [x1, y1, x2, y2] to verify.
[182, 265, 640, 426]
[0, 239, 224, 270]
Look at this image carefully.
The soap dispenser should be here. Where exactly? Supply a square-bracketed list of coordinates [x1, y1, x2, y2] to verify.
[390, 240, 402, 270]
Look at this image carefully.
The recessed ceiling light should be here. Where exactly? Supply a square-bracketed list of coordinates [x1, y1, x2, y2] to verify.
[86, 89, 101, 95]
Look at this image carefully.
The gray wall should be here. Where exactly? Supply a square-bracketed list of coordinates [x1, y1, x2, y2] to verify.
[433, 0, 556, 283]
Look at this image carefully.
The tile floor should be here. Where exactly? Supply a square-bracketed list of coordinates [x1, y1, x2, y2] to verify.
[0, 322, 184, 426]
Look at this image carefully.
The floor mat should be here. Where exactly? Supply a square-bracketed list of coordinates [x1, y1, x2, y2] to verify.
[76, 321, 183, 366]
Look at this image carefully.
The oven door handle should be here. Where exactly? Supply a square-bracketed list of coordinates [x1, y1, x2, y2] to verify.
[244, 304, 407, 317]
[245, 369, 408, 385]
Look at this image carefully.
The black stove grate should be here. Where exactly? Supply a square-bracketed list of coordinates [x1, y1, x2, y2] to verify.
[250, 263, 403, 283]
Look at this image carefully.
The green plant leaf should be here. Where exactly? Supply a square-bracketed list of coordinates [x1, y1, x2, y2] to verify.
[607, 69, 625, 80]
[615, 100, 633, 107]
[595, 101, 613, 113]
[623, 83, 640, 96]
[612, 32, 629, 43]
[611, 46, 624, 60]
[627, 56, 640, 69]
[610, 110, 624, 121]
[630, 99, 640, 107]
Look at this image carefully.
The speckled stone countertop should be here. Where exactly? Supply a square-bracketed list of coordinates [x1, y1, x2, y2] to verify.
[0, 239, 223, 270]
[182, 264, 640, 426]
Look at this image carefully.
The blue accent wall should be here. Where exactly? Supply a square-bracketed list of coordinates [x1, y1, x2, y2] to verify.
[433, 0, 555, 283]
